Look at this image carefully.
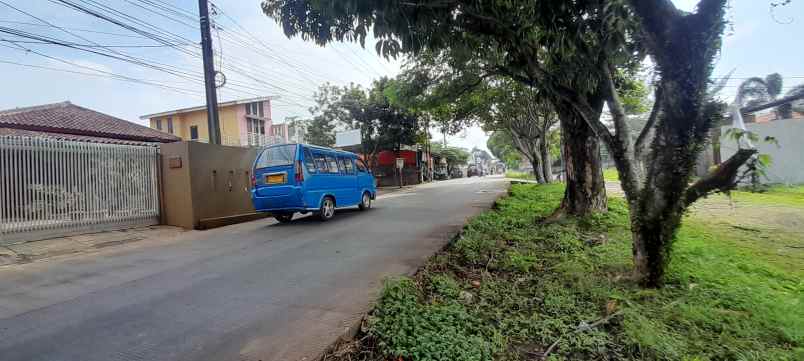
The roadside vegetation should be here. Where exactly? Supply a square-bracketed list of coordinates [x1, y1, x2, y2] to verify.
[603, 168, 620, 182]
[505, 171, 535, 181]
[327, 184, 802, 361]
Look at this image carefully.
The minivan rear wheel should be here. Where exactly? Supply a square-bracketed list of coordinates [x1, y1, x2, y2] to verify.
[359, 192, 372, 211]
[318, 197, 335, 221]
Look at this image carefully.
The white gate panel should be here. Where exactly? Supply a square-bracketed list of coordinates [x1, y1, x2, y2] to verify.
[0, 136, 160, 245]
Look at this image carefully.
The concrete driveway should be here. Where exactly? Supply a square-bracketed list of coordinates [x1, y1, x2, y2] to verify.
[0, 176, 508, 361]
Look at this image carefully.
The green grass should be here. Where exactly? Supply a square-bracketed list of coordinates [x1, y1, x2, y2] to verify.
[730, 185, 804, 208]
[506, 171, 535, 180]
[343, 184, 802, 361]
[603, 168, 619, 182]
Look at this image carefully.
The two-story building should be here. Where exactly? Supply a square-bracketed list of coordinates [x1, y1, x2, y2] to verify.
[140, 96, 288, 147]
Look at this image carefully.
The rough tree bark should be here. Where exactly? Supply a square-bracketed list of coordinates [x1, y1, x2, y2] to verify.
[539, 119, 554, 182]
[539, 135, 552, 183]
[511, 130, 546, 183]
[559, 0, 757, 287]
[627, 0, 733, 286]
[555, 101, 607, 216]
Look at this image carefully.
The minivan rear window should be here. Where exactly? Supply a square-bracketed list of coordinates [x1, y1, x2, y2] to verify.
[255, 144, 296, 169]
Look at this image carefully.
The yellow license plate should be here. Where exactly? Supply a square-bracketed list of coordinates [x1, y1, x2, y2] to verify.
[266, 174, 286, 184]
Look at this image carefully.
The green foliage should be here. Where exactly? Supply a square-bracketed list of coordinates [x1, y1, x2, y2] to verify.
[505, 171, 534, 180]
[303, 80, 420, 153]
[430, 143, 470, 170]
[603, 168, 619, 182]
[487, 131, 521, 170]
[723, 128, 780, 192]
[354, 184, 801, 361]
[615, 69, 651, 115]
[369, 278, 502, 361]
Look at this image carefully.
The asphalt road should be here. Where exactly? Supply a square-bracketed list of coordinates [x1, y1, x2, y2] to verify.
[0, 176, 508, 361]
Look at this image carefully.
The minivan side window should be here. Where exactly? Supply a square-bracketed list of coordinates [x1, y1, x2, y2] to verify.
[303, 149, 316, 173]
[341, 157, 355, 174]
[325, 155, 340, 173]
[356, 159, 368, 172]
[314, 153, 328, 173]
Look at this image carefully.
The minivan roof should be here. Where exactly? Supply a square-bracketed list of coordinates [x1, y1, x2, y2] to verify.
[263, 143, 359, 157]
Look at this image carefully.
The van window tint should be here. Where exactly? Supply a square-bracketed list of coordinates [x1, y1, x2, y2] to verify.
[336, 157, 347, 174]
[325, 156, 340, 173]
[256, 144, 296, 169]
[314, 153, 328, 172]
[303, 149, 316, 173]
[356, 159, 367, 172]
[342, 158, 354, 174]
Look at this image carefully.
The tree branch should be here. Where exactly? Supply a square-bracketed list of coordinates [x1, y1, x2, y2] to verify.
[635, 85, 663, 158]
[684, 148, 757, 205]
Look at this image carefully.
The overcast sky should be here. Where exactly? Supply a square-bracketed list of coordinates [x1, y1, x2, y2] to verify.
[1, 0, 802, 153]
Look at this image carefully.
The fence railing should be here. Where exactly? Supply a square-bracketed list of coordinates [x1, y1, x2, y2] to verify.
[189, 133, 287, 148]
[0, 136, 160, 244]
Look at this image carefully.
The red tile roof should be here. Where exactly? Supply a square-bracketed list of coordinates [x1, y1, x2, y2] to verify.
[0, 128, 156, 146]
[0, 101, 179, 143]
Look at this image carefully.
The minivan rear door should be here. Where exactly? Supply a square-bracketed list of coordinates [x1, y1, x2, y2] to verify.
[254, 144, 298, 197]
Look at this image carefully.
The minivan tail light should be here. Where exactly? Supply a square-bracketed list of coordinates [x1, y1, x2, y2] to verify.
[251, 173, 256, 188]
[295, 160, 304, 183]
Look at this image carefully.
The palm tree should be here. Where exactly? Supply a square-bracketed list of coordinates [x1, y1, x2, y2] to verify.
[778, 84, 804, 119]
[732, 73, 803, 120]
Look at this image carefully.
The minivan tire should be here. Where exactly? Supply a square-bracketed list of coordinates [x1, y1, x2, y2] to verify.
[318, 196, 335, 221]
[359, 192, 372, 211]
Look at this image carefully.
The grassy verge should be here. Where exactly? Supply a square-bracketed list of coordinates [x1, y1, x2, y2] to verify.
[334, 184, 802, 361]
[730, 185, 804, 208]
[505, 171, 535, 180]
[603, 168, 619, 182]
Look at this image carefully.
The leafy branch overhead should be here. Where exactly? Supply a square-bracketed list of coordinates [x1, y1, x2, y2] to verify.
[263, 0, 770, 288]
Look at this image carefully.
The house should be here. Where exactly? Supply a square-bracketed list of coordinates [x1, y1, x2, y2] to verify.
[140, 96, 288, 147]
[0, 101, 179, 144]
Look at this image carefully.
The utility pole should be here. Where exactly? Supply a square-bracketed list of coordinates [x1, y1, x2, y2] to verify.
[198, 0, 221, 144]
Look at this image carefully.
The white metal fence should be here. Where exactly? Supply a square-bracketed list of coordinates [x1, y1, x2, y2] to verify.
[191, 133, 287, 148]
[0, 136, 160, 244]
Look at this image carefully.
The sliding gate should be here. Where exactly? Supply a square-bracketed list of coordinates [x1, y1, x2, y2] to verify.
[0, 135, 160, 245]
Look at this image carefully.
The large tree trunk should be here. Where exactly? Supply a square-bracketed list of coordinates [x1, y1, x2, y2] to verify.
[627, 0, 731, 287]
[527, 150, 546, 183]
[557, 105, 607, 216]
[539, 131, 553, 183]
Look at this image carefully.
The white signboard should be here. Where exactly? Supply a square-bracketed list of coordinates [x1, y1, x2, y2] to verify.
[335, 129, 362, 147]
[396, 158, 405, 169]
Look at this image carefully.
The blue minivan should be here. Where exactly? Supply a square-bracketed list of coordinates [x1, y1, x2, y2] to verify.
[251, 143, 376, 222]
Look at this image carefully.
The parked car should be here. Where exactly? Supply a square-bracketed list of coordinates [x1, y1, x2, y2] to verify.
[434, 168, 449, 180]
[450, 168, 464, 178]
[251, 143, 376, 222]
[467, 166, 480, 177]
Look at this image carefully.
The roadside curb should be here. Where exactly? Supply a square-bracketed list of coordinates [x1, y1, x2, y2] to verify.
[0, 226, 187, 268]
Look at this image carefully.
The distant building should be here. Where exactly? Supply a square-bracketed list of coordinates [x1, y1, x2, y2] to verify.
[0, 101, 178, 144]
[140, 96, 288, 147]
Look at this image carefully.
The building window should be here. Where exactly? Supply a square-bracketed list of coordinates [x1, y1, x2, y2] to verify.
[246, 101, 264, 117]
[190, 125, 199, 140]
[247, 118, 265, 135]
[167, 117, 174, 134]
[155, 118, 162, 130]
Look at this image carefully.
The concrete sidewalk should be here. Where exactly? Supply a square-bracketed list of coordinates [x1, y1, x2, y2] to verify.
[0, 226, 187, 267]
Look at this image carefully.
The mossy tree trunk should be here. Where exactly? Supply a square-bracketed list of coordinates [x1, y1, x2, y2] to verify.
[556, 102, 607, 216]
[570, 0, 757, 286]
